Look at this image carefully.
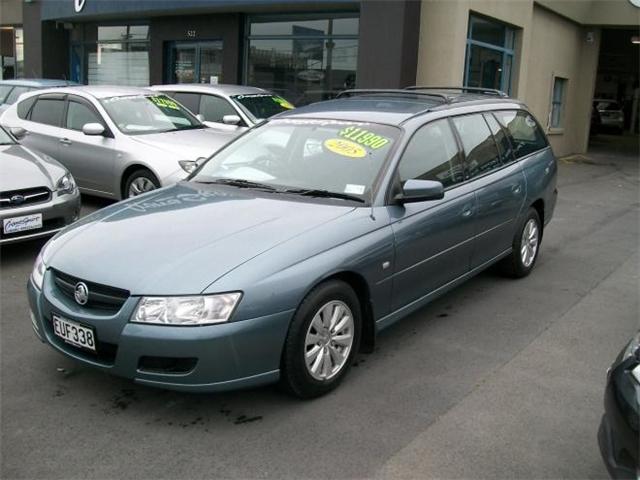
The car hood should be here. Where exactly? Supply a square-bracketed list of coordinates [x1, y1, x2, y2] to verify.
[0, 144, 66, 191]
[45, 183, 355, 294]
[129, 127, 239, 160]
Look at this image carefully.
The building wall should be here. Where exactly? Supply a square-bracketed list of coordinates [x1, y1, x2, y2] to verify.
[416, 0, 602, 156]
[0, 0, 22, 25]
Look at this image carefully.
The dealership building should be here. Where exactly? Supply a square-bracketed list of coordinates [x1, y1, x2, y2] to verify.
[0, 0, 638, 156]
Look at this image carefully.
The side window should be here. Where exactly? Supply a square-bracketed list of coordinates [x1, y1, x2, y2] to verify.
[17, 96, 37, 119]
[199, 95, 237, 123]
[452, 114, 501, 178]
[5, 86, 31, 105]
[484, 113, 514, 164]
[66, 101, 102, 131]
[172, 92, 201, 115]
[398, 119, 464, 189]
[29, 98, 65, 127]
[494, 110, 547, 159]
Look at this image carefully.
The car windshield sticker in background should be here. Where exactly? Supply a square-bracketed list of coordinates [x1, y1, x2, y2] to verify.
[339, 127, 390, 149]
[272, 96, 295, 109]
[324, 138, 367, 158]
[150, 96, 179, 110]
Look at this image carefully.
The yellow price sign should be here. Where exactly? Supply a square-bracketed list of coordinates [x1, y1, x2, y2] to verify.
[273, 96, 295, 110]
[150, 96, 180, 110]
[324, 138, 367, 158]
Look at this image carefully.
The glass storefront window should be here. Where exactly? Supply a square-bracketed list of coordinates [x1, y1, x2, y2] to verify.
[0, 27, 22, 79]
[246, 15, 359, 106]
[168, 41, 223, 84]
[464, 15, 515, 94]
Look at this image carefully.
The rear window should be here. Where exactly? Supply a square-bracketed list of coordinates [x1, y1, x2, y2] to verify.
[595, 101, 621, 111]
[494, 110, 547, 159]
[30, 98, 65, 127]
[17, 96, 37, 119]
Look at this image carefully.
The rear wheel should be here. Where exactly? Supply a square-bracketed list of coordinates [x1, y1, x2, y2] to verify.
[124, 169, 160, 199]
[499, 208, 542, 278]
[281, 280, 361, 398]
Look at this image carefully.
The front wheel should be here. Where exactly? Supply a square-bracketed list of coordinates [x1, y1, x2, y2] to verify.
[124, 169, 160, 199]
[281, 280, 361, 398]
[499, 208, 542, 278]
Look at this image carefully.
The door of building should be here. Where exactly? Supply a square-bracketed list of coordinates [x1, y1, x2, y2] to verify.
[167, 41, 223, 84]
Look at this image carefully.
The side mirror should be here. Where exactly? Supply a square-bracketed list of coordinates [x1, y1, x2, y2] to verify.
[82, 123, 105, 136]
[394, 179, 444, 204]
[196, 114, 205, 122]
[9, 127, 27, 139]
[222, 114, 242, 126]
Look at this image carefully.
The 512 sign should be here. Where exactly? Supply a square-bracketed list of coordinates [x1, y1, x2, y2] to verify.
[187, 30, 197, 38]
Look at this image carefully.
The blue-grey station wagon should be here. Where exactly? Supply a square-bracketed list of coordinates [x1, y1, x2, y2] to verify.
[28, 88, 557, 398]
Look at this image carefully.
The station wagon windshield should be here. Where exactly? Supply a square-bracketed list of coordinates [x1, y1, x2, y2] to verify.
[192, 119, 400, 201]
[231, 94, 294, 122]
[100, 94, 203, 135]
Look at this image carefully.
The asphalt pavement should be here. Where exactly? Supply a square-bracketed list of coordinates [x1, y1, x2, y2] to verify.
[1, 134, 638, 479]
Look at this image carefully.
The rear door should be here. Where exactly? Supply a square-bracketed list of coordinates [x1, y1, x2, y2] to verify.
[451, 113, 526, 269]
[21, 93, 66, 163]
[388, 118, 476, 310]
[59, 95, 116, 194]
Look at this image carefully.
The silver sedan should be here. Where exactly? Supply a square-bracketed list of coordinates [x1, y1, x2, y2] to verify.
[0, 86, 239, 200]
[0, 126, 80, 245]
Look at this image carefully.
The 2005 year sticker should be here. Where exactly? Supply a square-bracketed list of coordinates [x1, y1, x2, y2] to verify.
[324, 138, 367, 158]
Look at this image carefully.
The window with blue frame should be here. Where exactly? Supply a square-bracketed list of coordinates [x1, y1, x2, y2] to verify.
[464, 15, 515, 94]
[550, 76, 567, 129]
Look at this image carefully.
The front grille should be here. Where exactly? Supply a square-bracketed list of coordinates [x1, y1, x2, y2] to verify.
[52, 269, 130, 312]
[0, 187, 51, 209]
[0, 217, 65, 240]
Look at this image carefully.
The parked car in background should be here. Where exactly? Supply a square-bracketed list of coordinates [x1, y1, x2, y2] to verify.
[598, 331, 639, 479]
[594, 99, 625, 134]
[590, 104, 602, 137]
[0, 79, 78, 114]
[151, 84, 294, 130]
[0, 86, 238, 199]
[0, 125, 80, 245]
[27, 88, 557, 398]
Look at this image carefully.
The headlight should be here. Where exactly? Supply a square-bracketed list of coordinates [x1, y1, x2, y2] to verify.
[623, 332, 640, 361]
[31, 251, 46, 290]
[179, 158, 207, 174]
[132, 293, 242, 326]
[56, 173, 76, 195]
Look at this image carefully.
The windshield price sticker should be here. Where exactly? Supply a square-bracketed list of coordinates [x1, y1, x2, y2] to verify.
[150, 96, 180, 110]
[272, 96, 295, 109]
[324, 138, 367, 158]
[339, 127, 390, 149]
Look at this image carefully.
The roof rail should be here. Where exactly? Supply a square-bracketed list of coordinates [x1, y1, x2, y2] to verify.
[336, 89, 450, 103]
[405, 86, 509, 98]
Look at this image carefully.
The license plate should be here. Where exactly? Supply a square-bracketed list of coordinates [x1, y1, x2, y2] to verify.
[3, 213, 42, 234]
[52, 315, 96, 352]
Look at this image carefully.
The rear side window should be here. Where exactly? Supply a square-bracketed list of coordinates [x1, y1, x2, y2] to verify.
[0, 85, 13, 104]
[484, 113, 514, 164]
[17, 96, 37, 119]
[452, 114, 501, 178]
[398, 119, 464, 188]
[30, 98, 65, 127]
[171, 92, 201, 114]
[5, 86, 32, 105]
[66, 101, 102, 131]
[200, 95, 237, 123]
[494, 110, 547, 159]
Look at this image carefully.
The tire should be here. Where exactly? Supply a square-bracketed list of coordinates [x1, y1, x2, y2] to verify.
[123, 169, 160, 199]
[499, 208, 542, 278]
[281, 280, 361, 399]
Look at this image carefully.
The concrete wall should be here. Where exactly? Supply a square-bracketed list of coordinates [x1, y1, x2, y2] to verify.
[416, 0, 602, 156]
[0, 0, 22, 25]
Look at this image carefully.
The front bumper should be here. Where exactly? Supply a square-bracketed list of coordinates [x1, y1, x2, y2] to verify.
[598, 360, 639, 479]
[0, 190, 80, 245]
[28, 272, 293, 392]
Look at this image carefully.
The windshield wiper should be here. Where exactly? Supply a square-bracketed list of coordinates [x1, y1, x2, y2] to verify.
[196, 178, 278, 191]
[282, 188, 365, 203]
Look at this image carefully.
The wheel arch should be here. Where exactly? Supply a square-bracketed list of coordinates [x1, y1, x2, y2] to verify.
[120, 164, 158, 199]
[530, 198, 545, 237]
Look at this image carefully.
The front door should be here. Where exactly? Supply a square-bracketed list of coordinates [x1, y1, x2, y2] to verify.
[168, 41, 223, 84]
[389, 119, 476, 311]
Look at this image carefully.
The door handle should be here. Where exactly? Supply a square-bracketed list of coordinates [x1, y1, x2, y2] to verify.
[461, 206, 474, 218]
[59, 138, 72, 146]
[511, 184, 522, 195]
